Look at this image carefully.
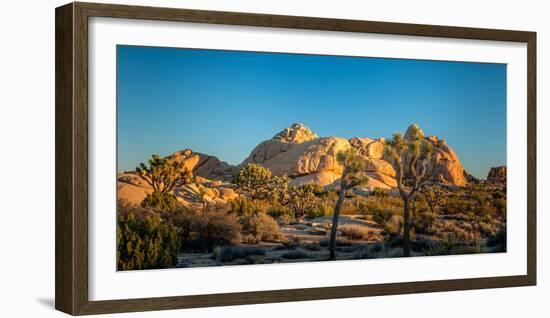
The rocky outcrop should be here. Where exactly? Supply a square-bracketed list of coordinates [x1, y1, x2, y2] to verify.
[272, 123, 318, 143]
[117, 172, 238, 207]
[169, 149, 234, 181]
[240, 123, 467, 189]
[487, 166, 506, 183]
[425, 135, 467, 186]
[249, 137, 350, 177]
[117, 174, 153, 205]
[289, 171, 341, 187]
[348, 137, 386, 159]
[118, 123, 470, 207]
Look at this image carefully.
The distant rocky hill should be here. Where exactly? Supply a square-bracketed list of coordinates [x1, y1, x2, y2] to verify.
[487, 166, 506, 183]
[117, 123, 470, 206]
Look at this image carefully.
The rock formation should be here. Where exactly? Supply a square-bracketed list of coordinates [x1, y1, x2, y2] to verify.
[424, 135, 467, 187]
[487, 166, 506, 183]
[117, 123, 470, 206]
[117, 171, 238, 207]
[169, 149, 234, 181]
[240, 123, 466, 189]
[272, 123, 318, 143]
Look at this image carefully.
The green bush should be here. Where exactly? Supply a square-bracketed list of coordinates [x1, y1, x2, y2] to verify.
[141, 191, 178, 212]
[305, 202, 333, 219]
[230, 196, 260, 216]
[117, 209, 180, 271]
[266, 205, 294, 220]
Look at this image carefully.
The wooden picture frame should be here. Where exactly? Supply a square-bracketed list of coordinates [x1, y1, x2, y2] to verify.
[55, 2, 536, 315]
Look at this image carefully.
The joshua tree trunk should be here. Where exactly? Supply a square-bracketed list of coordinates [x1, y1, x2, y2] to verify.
[403, 197, 411, 257]
[329, 185, 346, 260]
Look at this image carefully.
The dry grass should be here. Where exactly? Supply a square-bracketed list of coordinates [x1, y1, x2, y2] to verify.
[338, 224, 379, 241]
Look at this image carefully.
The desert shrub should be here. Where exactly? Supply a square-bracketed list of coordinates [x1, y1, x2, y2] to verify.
[304, 242, 321, 251]
[423, 244, 449, 256]
[117, 209, 180, 270]
[493, 198, 507, 218]
[212, 246, 266, 262]
[165, 207, 198, 247]
[195, 207, 242, 252]
[280, 237, 302, 250]
[411, 236, 438, 252]
[371, 188, 389, 198]
[266, 204, 294, 221]
[281, 248, 310, 259]
[383, 215, 403, 235]
[320, 236, 353, 247]
[372, 208, 393, 227]
[412, 208, 437, 235]
[141, 191, 178, 212]
[444, 213, 472, 221]
[338, 224, 376, 241]
[172, 206, 242, 252]
[308, 227, 328, 236]
[441, 233, 458, 252]
[241, 213, 284, 242]
[475, 202, 498, 218]
[478, 221, 497, 237]
[230, 196, 261, 216]
[305, 202, 333, 219]
[382, 215, 405, 247]
[453, 245, 482, 254]
[339, 199, 363, 215]
[441, 196, 476, 215]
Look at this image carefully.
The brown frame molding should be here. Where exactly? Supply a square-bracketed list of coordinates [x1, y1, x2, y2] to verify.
[55, 2, 537, 315]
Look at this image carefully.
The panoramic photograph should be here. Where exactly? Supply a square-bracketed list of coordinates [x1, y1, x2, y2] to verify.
[116, 45, 507, 271]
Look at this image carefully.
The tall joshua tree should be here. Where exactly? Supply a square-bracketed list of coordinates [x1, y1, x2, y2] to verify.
[136, 154, 193, 211]
[329, 148, 366, 260]
[385, 125, 435, 257]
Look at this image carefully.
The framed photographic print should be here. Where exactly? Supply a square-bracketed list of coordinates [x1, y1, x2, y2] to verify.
[55, 2, 536, 315]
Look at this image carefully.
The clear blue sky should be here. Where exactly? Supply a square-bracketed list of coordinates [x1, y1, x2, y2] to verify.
[117, 45, 506, 179]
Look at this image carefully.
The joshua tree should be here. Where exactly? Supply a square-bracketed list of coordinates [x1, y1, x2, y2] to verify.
[288, 184, 323, 219]
[137, 154, 193, 194]
[269, 175, 291, 205]
[136, 154, 193, 211]
[422, 185, 446, 215]
[329, 148, 367, 260]
[234, 163, 274, 201]
[385, 125, 435, 257]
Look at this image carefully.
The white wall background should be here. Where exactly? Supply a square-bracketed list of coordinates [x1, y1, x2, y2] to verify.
[0, 0, 547, 317]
